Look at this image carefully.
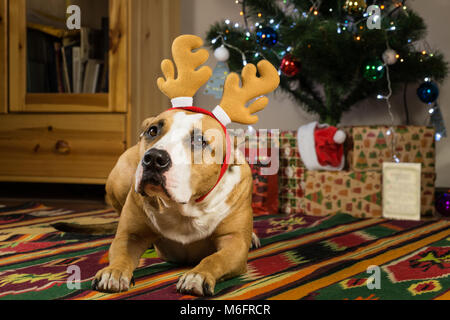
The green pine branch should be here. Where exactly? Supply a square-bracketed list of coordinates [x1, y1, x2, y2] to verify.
[206, 0, 448, 125]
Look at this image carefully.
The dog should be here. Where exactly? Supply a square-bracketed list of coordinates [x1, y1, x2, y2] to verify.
[90, 35, 279, 296]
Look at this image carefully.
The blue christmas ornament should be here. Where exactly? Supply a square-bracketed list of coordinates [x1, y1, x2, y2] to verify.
[417, 81, 439, 104]
[256, 27, 278, 47]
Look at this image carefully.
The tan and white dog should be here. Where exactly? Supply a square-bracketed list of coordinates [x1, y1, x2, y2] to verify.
[91, 35, 279, 296]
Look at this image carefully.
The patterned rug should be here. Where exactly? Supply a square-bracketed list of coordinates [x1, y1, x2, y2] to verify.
[0, 202, 449, 300]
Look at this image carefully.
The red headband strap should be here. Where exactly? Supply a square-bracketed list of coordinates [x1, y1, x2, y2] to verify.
[167, 107, 231, 202]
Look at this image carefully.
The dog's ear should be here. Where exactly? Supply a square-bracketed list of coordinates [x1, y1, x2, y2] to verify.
[139, 117, 156, 138]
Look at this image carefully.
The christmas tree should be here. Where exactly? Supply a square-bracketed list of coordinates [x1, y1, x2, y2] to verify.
[206, 0, 448, 126]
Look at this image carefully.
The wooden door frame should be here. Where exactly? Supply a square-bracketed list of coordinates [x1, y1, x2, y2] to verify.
[8, 0, 128, 113]
[127, 0, 180, 145]
[0, 0, 7, 114]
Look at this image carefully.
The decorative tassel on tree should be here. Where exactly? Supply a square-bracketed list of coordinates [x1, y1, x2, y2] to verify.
[204, 45, 231, 99]
[429, 104, 447, 141]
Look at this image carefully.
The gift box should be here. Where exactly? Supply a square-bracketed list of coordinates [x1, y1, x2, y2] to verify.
[249, 163, 279, 215]
[303, 171, 382, 218]
[350, 126, 435, 173]
[421, 172, 436, 217]
[278, 126, 436, 218]
[242, 130, 280, 216]
[279, 130, 305, 214]
[303, 167, 435, 218]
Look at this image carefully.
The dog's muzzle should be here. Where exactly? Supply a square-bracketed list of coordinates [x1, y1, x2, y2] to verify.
[139, 148, 171, 189]
[143, 148, 171, 172]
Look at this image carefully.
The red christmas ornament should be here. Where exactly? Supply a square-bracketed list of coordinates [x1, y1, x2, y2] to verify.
[280, 54, 300, 77]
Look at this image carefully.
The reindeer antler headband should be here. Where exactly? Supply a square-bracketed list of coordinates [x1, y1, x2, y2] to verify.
[157, 34, 280, 202]
[157, 34, 280, 125]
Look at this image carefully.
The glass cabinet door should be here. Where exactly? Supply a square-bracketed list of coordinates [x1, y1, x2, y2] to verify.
[9, 0, 128, 113]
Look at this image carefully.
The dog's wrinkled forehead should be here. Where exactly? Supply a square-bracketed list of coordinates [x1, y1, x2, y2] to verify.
[155, 111, 203, 146]
[142, 109, 228, 147]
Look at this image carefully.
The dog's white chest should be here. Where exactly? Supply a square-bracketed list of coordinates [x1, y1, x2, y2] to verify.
[145, 207, 224, 245]
[143, 166, 241, 244]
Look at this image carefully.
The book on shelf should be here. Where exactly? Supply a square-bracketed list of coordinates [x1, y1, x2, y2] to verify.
[80, 27, 90, 63]
[82, 60, 102, 94]
[61, 46, 72, 93]
[98, 60, 109, 93]
[72, 46, 82, 93]
[53, 42, 64, 93]
[26, 16, 109, 94]
[81, 27, 104, 60]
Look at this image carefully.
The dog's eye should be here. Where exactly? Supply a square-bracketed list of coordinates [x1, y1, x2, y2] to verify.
[146, 126, 158, 137]
[191, 135, 207, 149]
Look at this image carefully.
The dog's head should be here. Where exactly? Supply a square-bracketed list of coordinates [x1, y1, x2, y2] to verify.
[135, 109, 227, 204]
[135, 34, 279, 203]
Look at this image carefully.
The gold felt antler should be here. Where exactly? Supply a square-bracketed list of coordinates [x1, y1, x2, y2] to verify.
[218, 60, 280, 125]
[157, 35, 212, 99]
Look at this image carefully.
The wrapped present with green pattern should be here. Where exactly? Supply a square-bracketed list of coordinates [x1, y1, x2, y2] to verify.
[293, 125, 436, 217]
[421, 172, 436, 217]
[304, 171, 383, 218]
[279, 130, 305, 214]
[349, 126, 435, 173]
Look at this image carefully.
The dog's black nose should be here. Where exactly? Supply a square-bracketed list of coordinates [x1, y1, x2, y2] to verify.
[142, 149, 171, 171]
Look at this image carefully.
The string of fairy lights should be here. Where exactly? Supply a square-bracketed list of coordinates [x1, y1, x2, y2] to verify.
[208, 0, 445, 145]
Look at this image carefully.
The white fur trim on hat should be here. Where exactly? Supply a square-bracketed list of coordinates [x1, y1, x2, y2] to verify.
[297, 121, 345, 171]
[171, 97, 193, 108]
[212, 105, 232, 126]
[333, 130, 346, 144]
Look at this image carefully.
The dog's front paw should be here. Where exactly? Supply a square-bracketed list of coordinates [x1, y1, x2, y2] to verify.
[176, 271, 215, 296]
[92, 266, 134, 293]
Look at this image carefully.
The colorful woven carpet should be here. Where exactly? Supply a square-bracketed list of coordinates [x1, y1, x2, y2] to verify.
[0, 202, 449, 300]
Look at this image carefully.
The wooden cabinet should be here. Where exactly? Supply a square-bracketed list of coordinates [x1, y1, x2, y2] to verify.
[0, 0, 180, 184]
[0, 114, 126, 183]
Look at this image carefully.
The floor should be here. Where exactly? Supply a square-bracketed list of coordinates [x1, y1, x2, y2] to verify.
[1, 202, 448, 300]
[0, 182, 108, 210]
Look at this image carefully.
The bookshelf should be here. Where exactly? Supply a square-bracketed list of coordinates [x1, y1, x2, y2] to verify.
[0, 0, 180, 184]
[9, 0, 125, 112]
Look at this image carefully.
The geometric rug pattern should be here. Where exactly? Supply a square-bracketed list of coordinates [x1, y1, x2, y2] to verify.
[0, 202, 448, 300]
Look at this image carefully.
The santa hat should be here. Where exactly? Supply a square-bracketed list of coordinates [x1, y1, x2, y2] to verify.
[297, 121, 346, 171]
